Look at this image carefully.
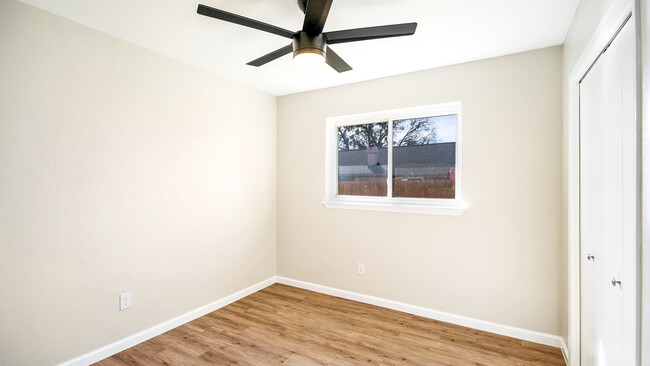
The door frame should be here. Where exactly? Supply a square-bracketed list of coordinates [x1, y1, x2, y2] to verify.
[641, 1, 650, 365]
[567, 0, 640, 365]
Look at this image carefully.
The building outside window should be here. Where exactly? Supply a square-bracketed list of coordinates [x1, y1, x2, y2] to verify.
[324, 102, 464, 215]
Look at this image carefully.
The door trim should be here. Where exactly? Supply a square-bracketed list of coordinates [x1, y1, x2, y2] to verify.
[641, 2, 650, 365]
[567, 0, 639, 365]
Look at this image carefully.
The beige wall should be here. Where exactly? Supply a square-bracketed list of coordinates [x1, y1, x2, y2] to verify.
[277, 47, 563, 335]
[0, 0, 571, 362]
[560, 0, 617, 348]
[0, 1, 276, 365]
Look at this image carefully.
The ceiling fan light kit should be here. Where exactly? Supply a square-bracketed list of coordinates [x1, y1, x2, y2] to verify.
[197, 0, 417, 73]
[292, 32, 326, 68]
[293, 51, 326, 69]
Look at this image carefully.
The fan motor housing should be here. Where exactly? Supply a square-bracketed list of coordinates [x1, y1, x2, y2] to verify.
[297, 0, 308, 13]
[292, 32, 326, 59]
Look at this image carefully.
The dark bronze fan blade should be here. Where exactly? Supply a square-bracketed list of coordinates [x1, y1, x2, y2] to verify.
[302, 0, 333, 36]
[247, 45, 294, 67]
[325, 23, 417, 44]
[325, 47, 352, 73]
[197, 4, 295, 38]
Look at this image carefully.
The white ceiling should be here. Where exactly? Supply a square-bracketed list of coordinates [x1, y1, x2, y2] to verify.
[19, 0, 580, 96]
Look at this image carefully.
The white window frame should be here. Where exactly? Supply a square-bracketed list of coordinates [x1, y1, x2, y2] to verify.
[323, 102, 466, 215]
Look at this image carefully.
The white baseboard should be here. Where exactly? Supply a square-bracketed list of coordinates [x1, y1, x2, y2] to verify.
[59, 276, 566, 366]
[276, 276, 565, 350]
[57, 277, 276, 366]
[560, 336, 569, 365]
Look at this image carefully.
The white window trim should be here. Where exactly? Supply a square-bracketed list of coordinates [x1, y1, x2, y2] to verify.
[323, 102, 466, 215]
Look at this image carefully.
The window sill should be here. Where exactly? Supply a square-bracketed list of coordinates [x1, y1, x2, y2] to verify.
[322, 200, 467, 216]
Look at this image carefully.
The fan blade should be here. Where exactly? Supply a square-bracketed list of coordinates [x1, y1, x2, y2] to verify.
[303, 0, 333, 36]
[197, 4, 294, 39]
[325, 23, 417, 44]
[247, 45, 293, 67]
[325, 47, 352, 73]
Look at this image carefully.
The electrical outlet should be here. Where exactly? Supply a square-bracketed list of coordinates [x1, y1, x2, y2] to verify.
[120, 292, 132, 311]
[357, 262, 365, 275]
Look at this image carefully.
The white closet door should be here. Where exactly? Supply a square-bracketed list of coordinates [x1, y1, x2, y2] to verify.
[579, 17, 636, 366]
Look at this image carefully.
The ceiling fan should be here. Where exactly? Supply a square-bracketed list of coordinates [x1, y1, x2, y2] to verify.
[197, 0, 417, 72]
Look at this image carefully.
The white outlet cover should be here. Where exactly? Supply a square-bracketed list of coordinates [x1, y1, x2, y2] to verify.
[357, 263, 365, 275]
[120, 292, 132, 311]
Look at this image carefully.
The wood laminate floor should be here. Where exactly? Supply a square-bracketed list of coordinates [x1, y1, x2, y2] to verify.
[95, 284, 565, 365]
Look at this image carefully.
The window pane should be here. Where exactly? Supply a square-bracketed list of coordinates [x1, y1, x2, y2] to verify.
[392, 115, 457, 199]
[337, 122, 388, 196]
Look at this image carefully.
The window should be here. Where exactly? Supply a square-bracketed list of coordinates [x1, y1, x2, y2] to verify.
[324, 103, 465, 215]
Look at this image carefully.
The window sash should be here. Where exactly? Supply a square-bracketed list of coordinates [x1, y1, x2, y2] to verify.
[325, 102, 465, 215]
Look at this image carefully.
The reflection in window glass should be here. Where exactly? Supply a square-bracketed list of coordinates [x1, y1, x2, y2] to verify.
[337, 122, 388, 196]
[392, 115, 457, 198]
